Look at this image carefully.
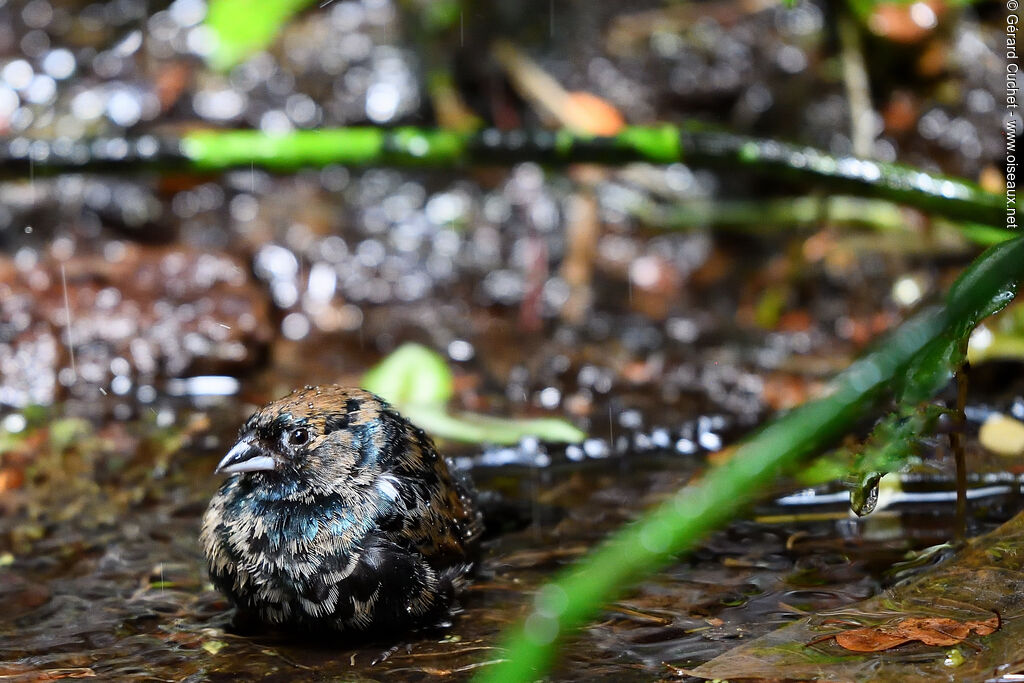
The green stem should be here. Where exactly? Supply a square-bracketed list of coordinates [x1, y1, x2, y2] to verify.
[676, 127, 1002, 225]
[474, 236, 1024, 682]
[3, 127, 1001, 225]
[630, 195, 907, 232]
[631, 195, 1016, 247]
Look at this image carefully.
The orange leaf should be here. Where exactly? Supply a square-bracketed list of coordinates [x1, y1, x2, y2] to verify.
[831, 613, 1001, 652]
[833, 628, 911, 652]
[562, 92, 626, 136]
[889, 617, 968, 646]
[966, 614, 1001, 636]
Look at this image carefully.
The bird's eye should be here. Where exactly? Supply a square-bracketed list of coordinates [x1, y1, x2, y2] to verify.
[288, 428, 309, 446]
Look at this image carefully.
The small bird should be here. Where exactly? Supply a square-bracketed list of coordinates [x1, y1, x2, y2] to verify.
[200, 385, 483, 634]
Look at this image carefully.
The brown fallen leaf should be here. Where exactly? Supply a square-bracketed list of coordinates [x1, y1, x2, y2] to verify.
[833, 628, 911, 652]
[966, 614, 1001, 636]
[893, 617, 969, 646]
[829, 613, 1001, 652]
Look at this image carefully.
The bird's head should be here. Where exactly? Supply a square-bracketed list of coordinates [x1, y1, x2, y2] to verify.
[215, 385, 399, 497]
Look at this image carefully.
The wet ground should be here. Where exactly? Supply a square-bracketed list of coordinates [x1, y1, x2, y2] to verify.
[3, 309, 1023, 681]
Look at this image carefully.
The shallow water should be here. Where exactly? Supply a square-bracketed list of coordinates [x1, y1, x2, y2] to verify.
[2, 379, 1021, 681]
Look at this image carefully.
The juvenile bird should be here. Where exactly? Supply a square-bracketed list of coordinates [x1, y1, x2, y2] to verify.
[200, 386, 483, 634]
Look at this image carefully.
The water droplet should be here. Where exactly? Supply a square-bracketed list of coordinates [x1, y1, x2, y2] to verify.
[850, 471, 883, 516]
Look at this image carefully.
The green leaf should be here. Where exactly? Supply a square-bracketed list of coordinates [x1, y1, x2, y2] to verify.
[958, 223, 1020, 246]
[967, 299, 1024, 365]
[897, 333, 964, 406]
[796, 451, 854, 487]
[48, 418, 92, 453]
[362, 343, 455, 407]
[401, 405, 586, 445]
[362, 344, 584, 445]
[946, 238, 1021, 322]
[846, 406, 939, 479]
[841, 237, 1024, 489]
[204, 0, 315, 71]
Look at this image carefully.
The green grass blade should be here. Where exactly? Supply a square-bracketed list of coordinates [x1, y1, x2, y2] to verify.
[475, 236, 1024, 682]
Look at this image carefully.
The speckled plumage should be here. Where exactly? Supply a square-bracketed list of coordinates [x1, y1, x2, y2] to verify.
[200, 386, 483, 634]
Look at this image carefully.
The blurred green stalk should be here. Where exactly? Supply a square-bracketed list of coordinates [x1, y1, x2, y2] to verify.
[631, 195, 911, 233]
[474, 235, 1024, 682]
[5, 127, 1003, 226]
[179, 126, 1004, 225]
[629, 195, 1016, 247]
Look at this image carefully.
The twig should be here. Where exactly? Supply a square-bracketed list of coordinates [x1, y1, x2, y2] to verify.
[838, 12, 875, 158]
[60, 263, 77, 382]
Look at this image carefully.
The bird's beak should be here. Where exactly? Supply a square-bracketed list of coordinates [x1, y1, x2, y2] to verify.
[215, 439, 277, 475]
